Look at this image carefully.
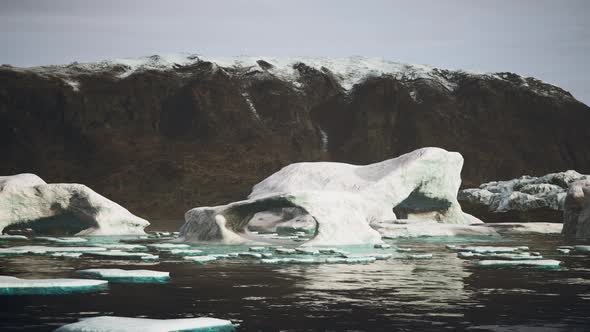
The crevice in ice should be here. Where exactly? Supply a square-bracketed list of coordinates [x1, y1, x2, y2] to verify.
[392, 189, 452, 221]
[2, 212, 99, 236]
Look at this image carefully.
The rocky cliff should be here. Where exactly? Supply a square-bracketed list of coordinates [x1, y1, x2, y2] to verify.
[1, 55, 589, 219]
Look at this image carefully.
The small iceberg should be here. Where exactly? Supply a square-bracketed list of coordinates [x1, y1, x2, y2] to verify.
[55, 316, 235, 332]
[147, 243, 191, 250]
[557, 248, 571, 254]
[92, 244, 147, 251]
[77, 269, 170, 283]
[0, 235, 29, 241]
[35, 237, 88, 244]
[82, 250, 158, 261]
[0, 246, 107, 256]
[404, 253, 433, 260]
[447, 245, 528, 254]
[166, 249, 204, 256]
[274, 248, 297, 255]
[458, 252, 544, 260]
[476, 259, 561, 268]
[183, 255, 218, 263]
[0, 276, 107, 295]
[260, 257, 317, 264]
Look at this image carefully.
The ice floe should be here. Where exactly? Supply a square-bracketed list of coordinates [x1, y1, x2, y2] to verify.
[458, 252, 543, 260]
[447, 245, 528, 254]
[82, 250, 158, 261]
[0, 276, 107, 295]
[166, 249, 204, 256]
[183, 255, 218, 263]
[35, 237, 88, 243]
[0, 234, 29, 240]
[476, 259, 561, 268]
[0, 246, 107, 256]
[77, 269, 170, 283]
[147, 243, 191, 250]
[54, 316, 234, 332]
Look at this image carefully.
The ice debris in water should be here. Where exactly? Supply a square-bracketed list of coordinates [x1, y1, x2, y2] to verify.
[147, 243, 191, 250]
[82, 250, 158, 261]
[395, 247, 412, 252]
[374, 243, 391, 249]
[0, 246, 107, 256]
[446, 245, 529, 253]
[260, 257, 317, 264]
[77, 269, 169, 283]
[404, 253, 433, 260]
[0, 235, 29, 241]
[54, 316, 235, 332]
[35, 237, 88, 243]
[574, 245, 590, 253]
[183, 255, 218, 263]
[295, 248, 320, 255]
[325, 256, 377, 264]
[275, 248, 297, 255]
[557, 248, 571, 255]
[237, 252, 263, 259]
[0, 276, 107, 295]
[249, 246, 267, 252]
[166, 249, 204, 256]
[476, 259, 561, 268]
[92, 244, 147, 251]
[458, 252, 544, 260]
[51, 252, 83, 258]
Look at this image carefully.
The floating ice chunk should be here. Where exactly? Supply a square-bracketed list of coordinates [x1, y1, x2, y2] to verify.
[0, 246, 107, 256]
[295, 248, 320, 255]
[325, 256, 377, 264]
[183, 255, 218, 263]
[167, 249, 204, 256]
[249, 246, 267, 252]
[374, 244, 391, 249]
[574, 245, 590, 253]
[93, 244, 147, 251]
[54, 316, 235, 332]
[261, 253, 273, 258]
[147, 243, 191, 250]
[404, 253, 433, 260]
[448, 246, 528, 254]
[77, 269, 169, 283]
[51, 252, 83, 258]
[317, 248, 338, 254]
[557, 248, 571, 254]
[36, 237, 88, 243]
[260, 257, 317, 264]
[274, 248, 297, 255]
[0, 276, 107, 295]
[83, 250, 158, 261]
[558, 246, 574, 250]
[0, 235, 28, 241]
[458, 252, 543, 260]
[371, 253, 393, 260]
[395, 247, 412, 252]
[237, 252, 263, 259]
[476, 259, 561, 268]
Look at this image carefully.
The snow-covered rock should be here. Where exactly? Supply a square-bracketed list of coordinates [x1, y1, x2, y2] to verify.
[0, 174, 149, 235]
[0, 276, 107, 295]
[562, 179, 590, 239]
[179, 148, 480, 246]
[458, 170, 588, 222]
[54, 316, 234, 332]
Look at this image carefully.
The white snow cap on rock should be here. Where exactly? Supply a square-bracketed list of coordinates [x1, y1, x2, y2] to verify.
[0, 174, 149, 236]
[179, 147, 480, 246]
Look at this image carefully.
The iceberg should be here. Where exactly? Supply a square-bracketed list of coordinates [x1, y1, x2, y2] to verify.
[0, 276, 107, 295]
[0, 174, 149, 236]
[179, 148, 479, 246]
[77, 269, 170, 283]
[54, 316, 234, 332]
[476, 259, 561, 268]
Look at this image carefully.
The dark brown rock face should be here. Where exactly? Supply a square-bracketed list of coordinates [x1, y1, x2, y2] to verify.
[1, 56, 589, 220]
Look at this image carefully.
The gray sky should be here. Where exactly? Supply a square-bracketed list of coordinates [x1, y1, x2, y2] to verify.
[1, 0, 588, 104]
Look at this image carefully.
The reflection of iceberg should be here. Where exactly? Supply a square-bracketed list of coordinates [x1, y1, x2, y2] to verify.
[180, 148, 480, 246]
[55, 316, 234, 332]
[77, 269, 169, 283]
[0, 174, 149, 236]
[0, 276, 107, 295]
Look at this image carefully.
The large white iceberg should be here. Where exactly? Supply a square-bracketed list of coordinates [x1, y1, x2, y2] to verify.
[0, 276, 107, 295]
[179, 148, 480, 246]
[55, 316, 234, 332]
[0, 174, 149, 236]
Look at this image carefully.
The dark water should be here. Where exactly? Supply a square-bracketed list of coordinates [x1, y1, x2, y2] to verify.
[1, 232, 589, 332]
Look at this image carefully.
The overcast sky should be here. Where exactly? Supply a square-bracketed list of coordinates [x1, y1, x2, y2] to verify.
[1, 0, 588, 104]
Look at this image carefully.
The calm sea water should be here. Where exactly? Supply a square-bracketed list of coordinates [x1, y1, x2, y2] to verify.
[0, 224, 589, 331]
